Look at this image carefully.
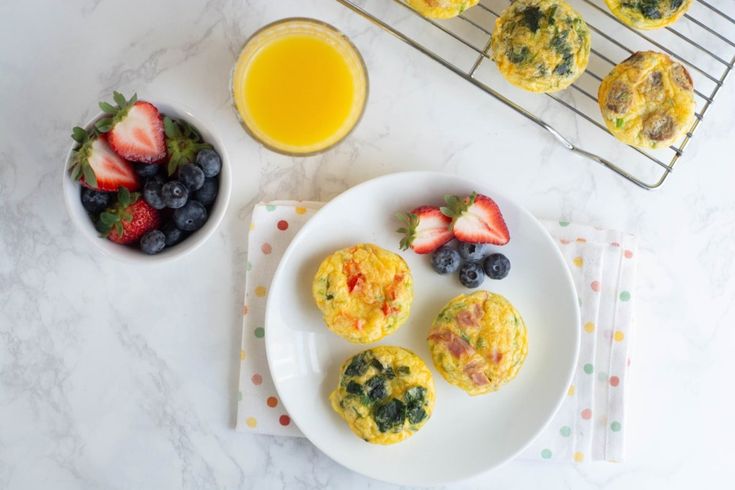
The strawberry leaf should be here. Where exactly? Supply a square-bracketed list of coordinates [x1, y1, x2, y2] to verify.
[95, 118, 113, 133]
[99, 101, 116, 113]
[113, 91, 127, 107]
[71, 126, 88, 144]
[82, 162, 97, 188]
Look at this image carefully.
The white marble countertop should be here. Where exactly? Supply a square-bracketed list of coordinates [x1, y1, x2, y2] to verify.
[1, 0, 734, 488]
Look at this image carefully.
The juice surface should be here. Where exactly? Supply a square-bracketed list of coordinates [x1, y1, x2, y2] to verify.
[235, 28, 364, 153]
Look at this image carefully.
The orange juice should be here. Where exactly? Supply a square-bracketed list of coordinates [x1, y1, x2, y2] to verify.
[232, 19, 368, 155]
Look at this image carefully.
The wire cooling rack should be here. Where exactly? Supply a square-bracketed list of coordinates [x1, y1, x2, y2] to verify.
[336, 0, 735, 189]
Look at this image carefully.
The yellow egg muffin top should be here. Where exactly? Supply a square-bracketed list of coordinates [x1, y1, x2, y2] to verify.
[491, 0, 591, 93]
[604, 0, 692, 30]
[406, 0, 479, 19]
[313, 244, 413, 344]
[428, 291, 528, 396]
[329, 346, 436, 444]
[598, 51, 695, 149]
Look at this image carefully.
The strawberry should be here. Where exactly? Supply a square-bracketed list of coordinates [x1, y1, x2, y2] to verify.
[162, 116, 213, 176]
[440, 192, 510, 245]
[95, 92, 166, 163]
[396, 206, 454, 254]
[97, 187, 161, 244]
[69, 127, 139, 191]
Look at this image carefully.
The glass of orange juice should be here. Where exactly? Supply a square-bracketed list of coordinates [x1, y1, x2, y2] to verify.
[231, 18, 368, 156]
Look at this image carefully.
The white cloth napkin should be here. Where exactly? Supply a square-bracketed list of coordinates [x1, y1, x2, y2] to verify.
[236, 202, 637, 463]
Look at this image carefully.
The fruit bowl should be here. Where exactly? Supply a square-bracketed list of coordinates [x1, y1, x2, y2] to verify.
[62, 100, 231, 263]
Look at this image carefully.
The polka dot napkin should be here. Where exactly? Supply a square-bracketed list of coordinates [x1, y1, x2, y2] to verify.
[236, 202, 637, 463]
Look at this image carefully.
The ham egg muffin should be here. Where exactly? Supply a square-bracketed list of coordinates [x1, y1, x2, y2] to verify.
[428, 291, 528, 396]
[491, 0, 591, 93]
[313, 243, 413, 343]
[330, 346, 436, 444]
[604, 0, 692, 30]
[406, 0, 479, 19]
[598, 51, 695, 149]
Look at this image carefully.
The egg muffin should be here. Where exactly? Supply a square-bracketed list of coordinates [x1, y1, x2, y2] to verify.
[330, 346, 436, 444]
[604, 0, 692, 30]
[313, 244, 413, 343]
[428, 291, 528, 396]
[406, 0, 479, 19]
[491, 0, 591, 93]
[598, 51, 695, 149]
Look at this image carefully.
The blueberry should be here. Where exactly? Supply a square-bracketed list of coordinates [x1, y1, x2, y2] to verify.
[193, 178, 218, 207]
[140, 229, 166, 255]
[196, 148, 222, 178]
[458, 261, 485, 288]
[173, 200, 208, 231]
[143, 177, 166, 210]
[458, 242, 491, 262]
[161, 180, 189, 209]
[161, 221, 186, 247]
[431, 246, 461, 274]
[80, 188, 111, 214]
[134, 163, 161, 178]
[178, 163, 205, 191]
[483, 253, 511, 280]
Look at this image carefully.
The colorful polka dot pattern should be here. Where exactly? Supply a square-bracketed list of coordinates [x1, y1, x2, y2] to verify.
[522, 219, 637, 463]
[238, 203, 323, 436]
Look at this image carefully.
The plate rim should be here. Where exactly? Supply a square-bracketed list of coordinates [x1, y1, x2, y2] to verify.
[264, 170, 581, 485]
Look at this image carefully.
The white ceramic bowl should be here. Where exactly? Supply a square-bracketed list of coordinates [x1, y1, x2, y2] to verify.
[62, 101, 231, 263]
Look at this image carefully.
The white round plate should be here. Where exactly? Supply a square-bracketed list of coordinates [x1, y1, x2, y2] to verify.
[265, 171, 580, 485]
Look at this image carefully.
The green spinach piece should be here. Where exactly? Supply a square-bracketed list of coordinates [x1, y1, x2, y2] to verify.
[346, 381, 363, 395]
[345, 351, 372, 377]
[384, 367, 396, 380]
[366, 375, 388, 402]
[370, 358, 384, 372]
[507, 46, 530, 64]
[397, 366, 411, 376]
[373, 398, 406, 433]
[404, 386, 427, 405]
[521, 6, 543, 32]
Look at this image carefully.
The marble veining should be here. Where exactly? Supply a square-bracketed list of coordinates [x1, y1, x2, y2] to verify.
[1, 0, 734, 488]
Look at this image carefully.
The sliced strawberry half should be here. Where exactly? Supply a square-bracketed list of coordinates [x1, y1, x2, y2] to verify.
[441, 192, 510, 245]
[69, 127, 139, 191]
[396, 205, 454, 254]
[96, 92, 166, 163]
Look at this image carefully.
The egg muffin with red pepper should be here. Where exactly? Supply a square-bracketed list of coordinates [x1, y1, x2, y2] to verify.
[428, 291, 528, 396]
[491, 0, 591, 93]
[604, 0, 692, 30]
[599, 51, 695, 148]
[406, 0, 479, 19]
[330, 346, 435, 444]
[313, 244, 413, 343]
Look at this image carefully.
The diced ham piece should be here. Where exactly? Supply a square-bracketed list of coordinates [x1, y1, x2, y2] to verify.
[428, 330, 474, 358]
[456, 303, 484, 329]
[464, 359, 490, 386]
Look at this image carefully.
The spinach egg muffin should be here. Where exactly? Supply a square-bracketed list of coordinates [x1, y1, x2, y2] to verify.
[598, 51, 695, 149]
[406, 0, 479, 19]
[428, 291, 528, 396]
[313, 244, 413, 344]
[491, 0, 591, 93]
[330, 346, 435, 444]
[604, 0, 692, 30]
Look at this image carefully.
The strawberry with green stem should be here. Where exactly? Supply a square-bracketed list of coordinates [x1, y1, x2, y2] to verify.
[397, 206, 454, 254]
[441, 192, 509, 245]
[163, 116, 213, 176]
[69, 126, 139, 191]
[97, 187, 161, 244]
[95, 92, 166, 163]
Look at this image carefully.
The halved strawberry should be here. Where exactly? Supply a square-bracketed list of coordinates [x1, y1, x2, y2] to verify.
[97, 187, 160, 245]
[441, 192, 510, 245]
[396, 206, 454, 254]
[69, 127, 139, 191]
[95, 92, 166, 163]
